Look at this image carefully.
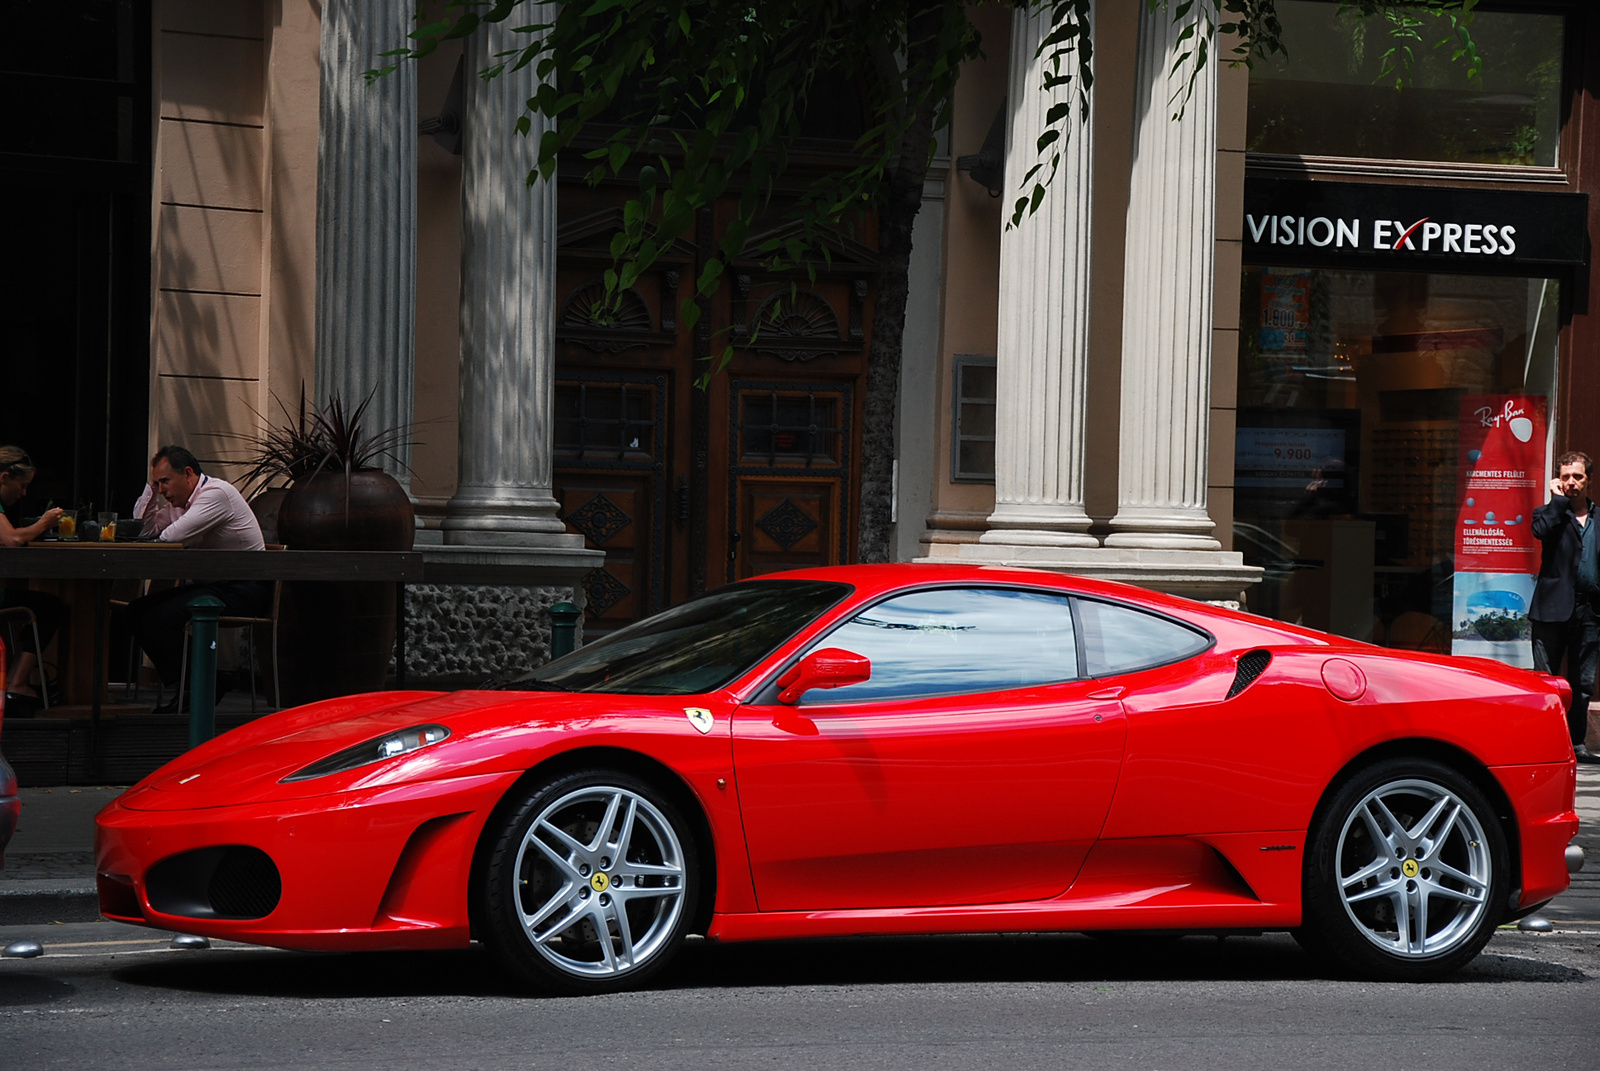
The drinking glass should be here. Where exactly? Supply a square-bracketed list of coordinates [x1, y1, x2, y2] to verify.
[58, 511, 77, 540]
[98, 512, 117, 541]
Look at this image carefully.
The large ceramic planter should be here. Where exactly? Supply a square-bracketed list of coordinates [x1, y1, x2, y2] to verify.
[277, 470, 414, 705]
[278, 469, 415, 552]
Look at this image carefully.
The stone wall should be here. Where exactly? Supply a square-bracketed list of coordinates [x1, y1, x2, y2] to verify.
[400, 583, 582, 686]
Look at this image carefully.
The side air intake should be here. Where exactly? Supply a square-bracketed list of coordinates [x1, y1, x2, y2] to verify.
[1226, 650, 1272, 699]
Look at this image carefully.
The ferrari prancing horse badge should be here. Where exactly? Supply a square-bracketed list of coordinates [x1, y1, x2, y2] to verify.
[684, 707, 714, 734]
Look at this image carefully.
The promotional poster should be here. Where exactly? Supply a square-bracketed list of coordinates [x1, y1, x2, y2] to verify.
[1451, 394, 1547, 666]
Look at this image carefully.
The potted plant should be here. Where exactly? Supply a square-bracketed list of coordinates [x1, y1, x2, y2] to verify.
[238, 391, 417, 704]
[240, 391, 415, 551]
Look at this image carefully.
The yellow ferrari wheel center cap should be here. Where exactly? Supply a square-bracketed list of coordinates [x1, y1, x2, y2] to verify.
[591, 872, 611, 892]
[1401, 859, 1419, 878]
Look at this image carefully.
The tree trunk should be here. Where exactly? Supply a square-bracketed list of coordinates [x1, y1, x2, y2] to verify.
[856, 2, 950, 564]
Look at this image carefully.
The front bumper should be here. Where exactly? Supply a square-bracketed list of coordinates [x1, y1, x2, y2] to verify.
[94, 769, 520, 950]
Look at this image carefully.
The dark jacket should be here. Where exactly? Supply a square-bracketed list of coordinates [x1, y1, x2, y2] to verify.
[1531, 493, 1596, 622]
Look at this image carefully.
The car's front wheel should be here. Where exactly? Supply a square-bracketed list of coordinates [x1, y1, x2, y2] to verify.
[1298, 757, 1507, 981]
[481, 769, 698, 994]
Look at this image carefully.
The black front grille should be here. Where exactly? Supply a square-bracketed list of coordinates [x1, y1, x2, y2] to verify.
[208, 847, 282, 919]
[1226, 650, 1272, 699]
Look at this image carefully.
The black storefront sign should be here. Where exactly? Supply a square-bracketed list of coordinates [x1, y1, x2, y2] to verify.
[1243, 179, 1589, 274]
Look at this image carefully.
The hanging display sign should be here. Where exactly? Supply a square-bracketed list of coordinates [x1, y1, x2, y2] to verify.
[1244, 179, 1588, 273]
[1454, 395, 1545, 573]
[1258, 269, 1310, 353]
[1450, 394, 1547, 668]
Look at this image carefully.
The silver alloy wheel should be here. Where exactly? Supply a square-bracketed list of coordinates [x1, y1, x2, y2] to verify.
[1334, 777, 1493, 959]
[512, 784, 687, 979]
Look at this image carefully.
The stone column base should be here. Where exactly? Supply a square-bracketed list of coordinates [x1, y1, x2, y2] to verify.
[920, 542, 1264, 607]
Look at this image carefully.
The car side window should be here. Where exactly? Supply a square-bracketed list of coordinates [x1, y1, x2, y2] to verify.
[806, 587, 1080, 703]
[1074, 597, 1211, 677]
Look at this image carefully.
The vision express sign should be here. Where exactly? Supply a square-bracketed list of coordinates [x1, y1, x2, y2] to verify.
[1244, 179, 1589, 272]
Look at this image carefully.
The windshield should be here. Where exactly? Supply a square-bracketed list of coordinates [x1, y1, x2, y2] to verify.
[485, 580, 852, 695]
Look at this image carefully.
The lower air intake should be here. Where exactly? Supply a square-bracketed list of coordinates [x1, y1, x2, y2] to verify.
[146, 845, 282, 920]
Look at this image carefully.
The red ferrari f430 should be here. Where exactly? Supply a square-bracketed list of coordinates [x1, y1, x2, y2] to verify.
[95, 565, 1583, 991]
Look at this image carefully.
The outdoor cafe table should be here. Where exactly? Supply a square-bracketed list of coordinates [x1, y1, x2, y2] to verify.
[1, 544, 424, 770]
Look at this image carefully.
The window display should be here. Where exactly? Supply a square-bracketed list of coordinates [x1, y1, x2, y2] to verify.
[1234, 267, 1560, 659]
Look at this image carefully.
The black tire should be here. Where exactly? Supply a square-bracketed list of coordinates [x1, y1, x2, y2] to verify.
[1298, 757, 1507, 981]
[480, 768, 699, 995]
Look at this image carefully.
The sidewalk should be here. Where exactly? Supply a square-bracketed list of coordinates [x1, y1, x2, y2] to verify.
[2, 768, 1597, 929]
[0, 785, 122, 924]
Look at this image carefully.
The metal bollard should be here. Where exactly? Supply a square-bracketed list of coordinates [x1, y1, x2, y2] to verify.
[186, 595, 224, 748]
[549, 601, 581, 659]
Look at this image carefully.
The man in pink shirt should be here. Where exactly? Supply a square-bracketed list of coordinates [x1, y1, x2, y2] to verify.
[126, 445, 269, 709]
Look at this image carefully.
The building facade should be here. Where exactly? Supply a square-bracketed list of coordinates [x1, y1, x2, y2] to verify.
[925, 0, 1598, 691]
[5, 1, 1596, 695]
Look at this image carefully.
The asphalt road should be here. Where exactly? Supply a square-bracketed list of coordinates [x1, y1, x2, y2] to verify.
[4, 768, 1596, 1070]
[2, 922, 1596, 1070]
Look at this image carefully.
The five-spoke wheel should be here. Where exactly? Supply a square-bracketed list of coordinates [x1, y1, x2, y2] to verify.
[1299, 758, 1506, 980]
[482, 769, 698, 994]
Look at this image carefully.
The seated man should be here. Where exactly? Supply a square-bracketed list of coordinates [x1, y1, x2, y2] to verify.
[127, 445, 268, 709]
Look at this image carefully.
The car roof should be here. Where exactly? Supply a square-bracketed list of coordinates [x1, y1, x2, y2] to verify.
[753, 563, 1188, 608]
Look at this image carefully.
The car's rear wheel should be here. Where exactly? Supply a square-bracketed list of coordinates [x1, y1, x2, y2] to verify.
[481, 768, 698, 995]
[1298, 757, 1506, 981]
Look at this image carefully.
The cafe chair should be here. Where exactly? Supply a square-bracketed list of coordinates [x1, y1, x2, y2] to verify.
[0, 605, 50, 711]
[110, 578, 175, 705]
[175, 548, 286, 714]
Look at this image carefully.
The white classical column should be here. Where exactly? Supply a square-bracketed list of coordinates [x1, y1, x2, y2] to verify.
[315, 0, 416, 485]
[1105, 3, 1221, 549]
[979, 3, 1098, 548]
[441, 10, 572, 545]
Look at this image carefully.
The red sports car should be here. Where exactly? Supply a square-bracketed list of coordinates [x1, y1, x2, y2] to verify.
[95, 565, 1582, 991]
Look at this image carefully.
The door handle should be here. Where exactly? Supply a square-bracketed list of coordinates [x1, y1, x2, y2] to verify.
[1087, 686, 1124, 700]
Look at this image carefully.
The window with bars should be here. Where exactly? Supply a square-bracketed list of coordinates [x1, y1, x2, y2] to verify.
[554, 382, 656, 460]
[737, 391, 843, 467]
[952, 355, 996, 482]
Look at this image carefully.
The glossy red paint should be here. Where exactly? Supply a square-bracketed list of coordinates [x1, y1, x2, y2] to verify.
[94, 564, 1579, 970]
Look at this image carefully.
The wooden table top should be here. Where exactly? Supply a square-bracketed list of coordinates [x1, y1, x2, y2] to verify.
[2, 543, 424, 582]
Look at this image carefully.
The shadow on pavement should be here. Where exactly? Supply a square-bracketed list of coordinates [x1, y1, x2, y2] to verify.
[102, 931, 1585, 999]
[0, 972, 78, 1007]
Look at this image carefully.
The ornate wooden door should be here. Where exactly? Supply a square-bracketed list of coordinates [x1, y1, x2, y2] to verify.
[553, 195, 877, 630]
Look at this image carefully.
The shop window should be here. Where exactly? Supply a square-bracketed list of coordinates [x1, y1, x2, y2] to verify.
[1247, 1, 1564, 167]
[952, 355, 997, 482]
[1233, 266, 1560, 665]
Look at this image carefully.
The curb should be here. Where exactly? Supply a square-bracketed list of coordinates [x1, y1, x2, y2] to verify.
[0, 882, 101, 926]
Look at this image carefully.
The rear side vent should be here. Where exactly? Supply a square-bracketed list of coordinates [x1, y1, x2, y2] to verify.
[1226, 650, 1272, 699]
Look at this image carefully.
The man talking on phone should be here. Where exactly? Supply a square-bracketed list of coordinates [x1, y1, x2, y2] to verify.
[1531, 450, 1600, 763]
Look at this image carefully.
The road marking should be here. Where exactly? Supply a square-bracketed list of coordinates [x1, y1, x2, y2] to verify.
[26, 939, 176, 949]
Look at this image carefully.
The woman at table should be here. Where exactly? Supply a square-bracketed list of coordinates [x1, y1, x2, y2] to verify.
[1, 446, 67, 712]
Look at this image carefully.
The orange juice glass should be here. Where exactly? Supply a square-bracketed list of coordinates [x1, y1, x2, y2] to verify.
[98, 512, 116, 541]
[58, 513, 77, 539]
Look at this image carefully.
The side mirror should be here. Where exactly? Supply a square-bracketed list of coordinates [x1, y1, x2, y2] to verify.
[775, 648, 871, 705]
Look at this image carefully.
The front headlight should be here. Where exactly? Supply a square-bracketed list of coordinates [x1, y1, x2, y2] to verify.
[281, 725, 450, 783]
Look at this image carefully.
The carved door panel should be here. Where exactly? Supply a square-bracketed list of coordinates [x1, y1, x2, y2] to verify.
[553, 196, 877, 623]
[728, 382, 851, 582]
[552, 374, 668, 636]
